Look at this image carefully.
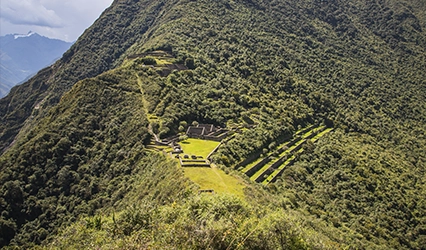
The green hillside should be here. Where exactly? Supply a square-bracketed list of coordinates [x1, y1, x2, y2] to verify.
[1, 0, 425, 249]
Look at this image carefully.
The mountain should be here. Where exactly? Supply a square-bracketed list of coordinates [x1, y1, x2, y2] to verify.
[0, 0, 425, 249]
[0, 32, 72, 98]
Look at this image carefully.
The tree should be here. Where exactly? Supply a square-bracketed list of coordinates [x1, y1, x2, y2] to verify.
[179, 121, 188, 129]
[142, 57, 157, 65]
[185, 58, 196, 69]
[179, 135, 188, 141]
[151, 122, 160, 134]
[178, 125, 185, 132]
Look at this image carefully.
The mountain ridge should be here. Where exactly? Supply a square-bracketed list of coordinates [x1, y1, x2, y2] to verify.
[0, 0, 170, 152]
[0, 0, 425, 248]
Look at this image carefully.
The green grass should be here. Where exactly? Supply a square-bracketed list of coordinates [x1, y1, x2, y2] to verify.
[179, 138, 220, 158]
[263, 155, 296, 185]
[311, 128, 333, 142]
[178, 138, 245, 197]
[250, 162, 272, 182]
[303, 125, 326, 138]
[245, 125, 326, 183]
[155, 58, 173, 65]
[241, 157, 267, 174]
[241, 128, 308, 174]
[183, 166, 246, 198]
[262, 128, 333, 185]
[295, 124, 315, 136]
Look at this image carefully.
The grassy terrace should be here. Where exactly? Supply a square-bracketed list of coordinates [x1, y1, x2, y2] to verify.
[179, 138, 220, 158]
[184, 166, 246, 198]
[241, 155, 270, 174]
[311, 128, 333, 142]
[263, 128, 334, 185]
[301, 125, 325, 140]
[240, 125, 313, 174]
[245, 125, 320, 180]
[177, 138, 246, 197]
[295, 124, 315, 136]
[249, 138, 306, 182]
[262, 155, 296, 184]
[239, 124, 332, 184]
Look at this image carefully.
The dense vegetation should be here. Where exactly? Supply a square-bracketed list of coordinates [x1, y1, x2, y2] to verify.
[0, 0, 168, 152]
[0, 66, 151, 246]
[278, 130, 426, 249]
[0, 0, 425, 249]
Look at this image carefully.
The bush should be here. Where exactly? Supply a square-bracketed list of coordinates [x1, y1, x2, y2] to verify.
[142, 57, 157, 65]
[184, 58, 196, 69]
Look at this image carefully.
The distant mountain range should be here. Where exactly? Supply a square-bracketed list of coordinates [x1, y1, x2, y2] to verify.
[0, 32, 72, 98]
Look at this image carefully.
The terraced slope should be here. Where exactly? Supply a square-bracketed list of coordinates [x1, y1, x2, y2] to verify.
[240, 125, 314, 175]
[262, 127, 335, 184]
[238, 124, 333, 184]
[1, 0, 425, 248]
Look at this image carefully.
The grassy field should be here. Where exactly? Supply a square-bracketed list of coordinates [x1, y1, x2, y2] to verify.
[178, 138, 246, 197]
[183, 166, 246, 198]
[179, 138, 220, 158]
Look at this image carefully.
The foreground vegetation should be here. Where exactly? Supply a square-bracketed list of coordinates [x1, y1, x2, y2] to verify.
[0, 0, 425, 249]
[48, 192, 342, 250]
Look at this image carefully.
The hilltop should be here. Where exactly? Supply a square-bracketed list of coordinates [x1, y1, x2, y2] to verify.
[0, 0, 425, 249]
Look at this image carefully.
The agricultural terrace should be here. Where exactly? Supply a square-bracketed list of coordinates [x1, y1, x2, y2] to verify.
[184, 166, 246, 198]
[238, 123, 333, 185]
[178, 138, 246, 197]
[179, 138, 220, 158]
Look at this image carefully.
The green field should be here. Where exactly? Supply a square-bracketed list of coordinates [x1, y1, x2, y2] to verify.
[178, 138, 246, 197]
[179, 138, 220, 158]
[183, 166, 246, 198]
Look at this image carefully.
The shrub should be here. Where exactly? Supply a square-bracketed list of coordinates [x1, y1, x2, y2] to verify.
[142, 57, 157, 65]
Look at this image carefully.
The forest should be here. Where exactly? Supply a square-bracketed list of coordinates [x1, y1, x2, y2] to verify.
[0, 0, 425, 249]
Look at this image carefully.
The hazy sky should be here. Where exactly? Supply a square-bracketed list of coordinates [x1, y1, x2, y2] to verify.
[0, 0, 114, 42]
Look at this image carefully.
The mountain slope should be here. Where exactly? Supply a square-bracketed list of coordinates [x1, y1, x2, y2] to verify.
[0, 0, 425, 249]
[0, 0, 169, 152]
[0, 33, 72, 98]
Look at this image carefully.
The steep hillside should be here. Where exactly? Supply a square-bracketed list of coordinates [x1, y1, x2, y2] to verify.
[0, 33, 72, 98]
[0, 0, 425, 249]
[0, 0, 169, 152]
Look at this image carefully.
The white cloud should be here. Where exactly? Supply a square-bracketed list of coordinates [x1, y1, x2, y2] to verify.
[0, 0, 114, 41]
[0, 0, 63, 28]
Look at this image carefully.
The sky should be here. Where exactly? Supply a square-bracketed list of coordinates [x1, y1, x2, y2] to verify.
[0, 0, 114, 42]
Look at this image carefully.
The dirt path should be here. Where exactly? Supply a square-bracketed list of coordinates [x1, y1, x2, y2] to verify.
[136, 74, 160, 142]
